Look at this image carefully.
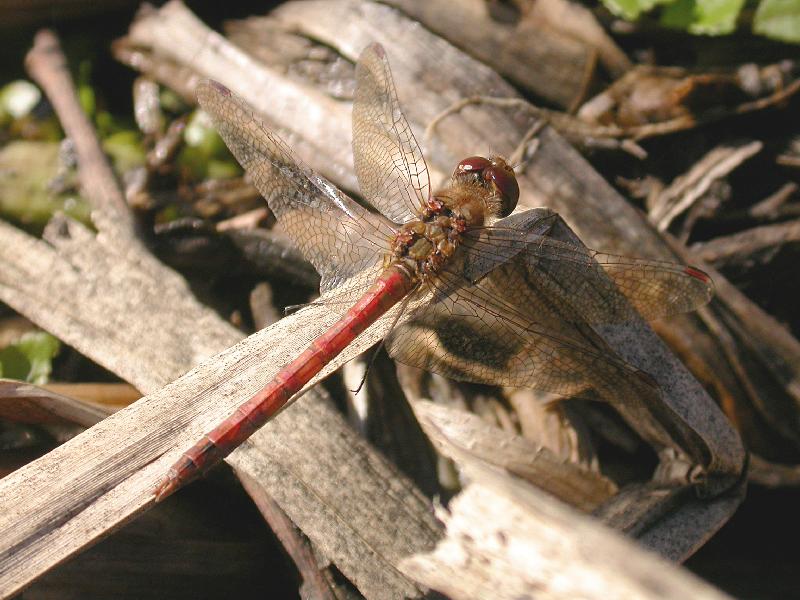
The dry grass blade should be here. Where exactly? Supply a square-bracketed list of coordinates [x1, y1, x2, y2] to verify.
[0, 380, 113, 428]
[41, 383, 140, 409]
[0, 217, 439, 599]
[0, 28, 439, 599]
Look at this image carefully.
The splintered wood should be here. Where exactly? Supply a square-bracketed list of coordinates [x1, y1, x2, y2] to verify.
[400, 465, 732, 600]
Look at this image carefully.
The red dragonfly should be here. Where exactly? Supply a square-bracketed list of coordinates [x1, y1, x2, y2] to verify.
[154, 43, 712, 501]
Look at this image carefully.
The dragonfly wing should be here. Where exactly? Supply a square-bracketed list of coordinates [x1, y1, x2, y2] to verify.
[352, 43, 430, 224]
[586, 250, 713, 321]
[197, 79, 392, 293]
[387, 268, 652, 402]
[520, 237, 714, 322]
[463, 210, 714, 323]
[460, 209, 559, 283]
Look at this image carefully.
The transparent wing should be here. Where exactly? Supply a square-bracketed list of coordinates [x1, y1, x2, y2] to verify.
[387, 267, 654, 403]
[536, 241, 714, 322]
[197, 79, 394, 292]
[387, 206, 712, 398]
[352, 43, 430, 224]
[461, 212, 713, 323]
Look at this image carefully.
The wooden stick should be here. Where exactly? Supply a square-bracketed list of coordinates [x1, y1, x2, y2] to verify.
[26, 30, 136, 241]
[400, 461, 733, 600]
[0, 27, 438, 599]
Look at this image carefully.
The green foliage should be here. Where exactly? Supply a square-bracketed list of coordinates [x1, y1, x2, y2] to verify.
[662, 0, 746, 34]
[78, 82, 96, 119]
[103, 130, 146, 174]
[660, 0, 697, 28]
[754, 0, 800, 41]
[604, 0, 668, 20]
[177, 110, 242, 180]
[159, 88, 189, 114]
[0, 141, 91, 233]
[600, 0, 800, 41]
[0, 331, 60, 384]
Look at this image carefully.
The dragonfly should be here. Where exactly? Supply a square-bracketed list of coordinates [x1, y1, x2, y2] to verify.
[154, 43, 713, 501]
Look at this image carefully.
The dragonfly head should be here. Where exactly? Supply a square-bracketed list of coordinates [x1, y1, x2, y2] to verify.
[453, 155, 519, 218]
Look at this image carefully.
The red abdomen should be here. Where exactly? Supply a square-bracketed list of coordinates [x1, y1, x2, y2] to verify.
[154, 264, 416, 501]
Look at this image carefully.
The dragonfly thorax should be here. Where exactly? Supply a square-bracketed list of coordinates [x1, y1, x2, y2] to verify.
[390, 197, 468, 278]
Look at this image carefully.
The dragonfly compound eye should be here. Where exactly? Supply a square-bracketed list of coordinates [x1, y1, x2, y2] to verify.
[484, 159, 519, 217]
[454, 156, 492, 177]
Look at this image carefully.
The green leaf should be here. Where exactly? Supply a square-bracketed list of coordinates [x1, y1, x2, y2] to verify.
[0, 346, 29, 380]
[160, 88, 189, 114]
[178, 110, 241, 180]
[601, 0, 643, 19]
[0, 331, 60, 384]
[0, 141, 92, 233]
[77, 60, 96, 118]
[16, 332, 60, 384]
[661, 0, 745, 34]
[691, 0, 745, 34]
[95, 110, 114, 137]
[103, 129, 146, 174]
[601, 0, 656, 19]
[754, 0, 800, 41]
[661, 0, 697, 28]
[207, 159, 242, 180]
